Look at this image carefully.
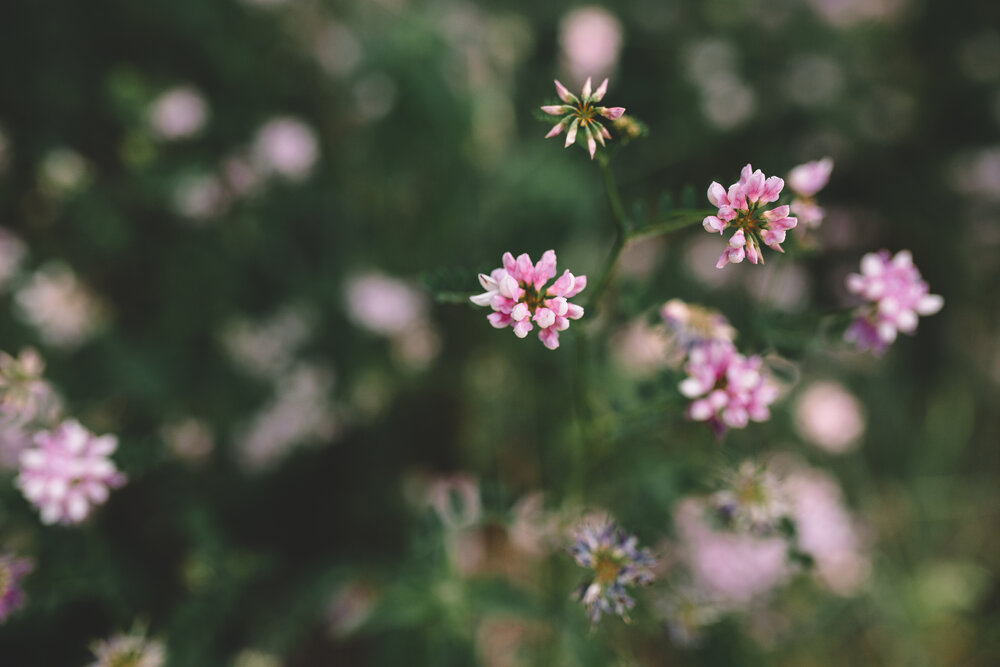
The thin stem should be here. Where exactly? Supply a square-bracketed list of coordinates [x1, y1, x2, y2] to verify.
[627, 210, 715, 241]
[586, 159, 629, 310]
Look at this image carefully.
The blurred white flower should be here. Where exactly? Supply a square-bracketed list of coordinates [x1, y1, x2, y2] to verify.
[558, 7, 624, 84]
[221, 307, 313, 380]
[345, 271, 426, 337]
[39, 148, 90, 197]
[161, 418, 215, 463]
[149, 86, 209, 140]
[15, 264, 104, 348]
[252, 117, 319, 181]
[173, 173, 229, 221]
[794, 381, 865, 453]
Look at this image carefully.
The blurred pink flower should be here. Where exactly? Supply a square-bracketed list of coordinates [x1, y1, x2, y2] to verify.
[17, 419, 126, 525]
[541, 78, 625, 160]
[703, 164, 797, 267]
[679, 340, 779, 436]
[148, 86, 209, 140]
[345, 272, 428, 338]
[471, 250, 586, 350]
[787, 157, 833, 228]
[558, 7, 623, 83]
[88, 630, 165, 667]
[844, 250, 943, 355]
[794, 381, 865, 453]
[661, 299, 736, 350]
[252, 117, 319, 180]
[15, 264, 105, 348]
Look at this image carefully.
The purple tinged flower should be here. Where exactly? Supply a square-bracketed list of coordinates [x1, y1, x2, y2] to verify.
[660, 299, 735, 350]
[844, 249, 943, 355]
[569, 517, 655, 623]
[541, 78, 626, 159]
[702, 164, 798, 268]
[0, 554, 32, 622]
[16, 419, 126, 525]
[470, 250, 586, 350]
[787, 157, 833, 228]
[678, 340, 779, 436]
[710, 461, 789, 534]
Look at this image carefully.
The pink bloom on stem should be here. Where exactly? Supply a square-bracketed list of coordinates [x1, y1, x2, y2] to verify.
[844, 249, 943, 355]
[703, 164, 798, 268]
[470, 250, 586, 350]
[541, 78, 625, 159]
[16, 419, 126, 525]
[787, 157, 833, 228]
[678, 340, 779, 437]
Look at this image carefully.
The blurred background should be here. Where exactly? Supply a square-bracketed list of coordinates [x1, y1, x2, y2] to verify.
[1, 0, 999, 664]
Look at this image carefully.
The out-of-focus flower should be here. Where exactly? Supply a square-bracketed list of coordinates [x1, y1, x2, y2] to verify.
[0, 554, 32, 622]
[232, 650, 282, 667]
[787, 158, 833, 228]
[424, 474, 481, 529]
[711, 461, 789, 534]
[558, 7, 623, 83]
[0, 423, 32, 470]
[475, 615, 546, 667]
[794, 381, 865, 453]
[173, 173, 230, 222]
[844, 250, 943, 355]
[39, 148, 90, 198]
[327, 580, 378, 639]
[569, 517, 655, 623]
[806, 0, 909, 28]
[541, 78, 625, 160]
[0, 348, 49, 422]
[655, 586, 723, 647]
[221, 307, 313, 380]
[470, 250, 586, 350]
[148, 86, 209, 140]
[15, 264, 105, 348]
[252, 117, 318, 181]
[345, 272, 428, 338]
[661, 299, 736, 350]
[0, 227, 26, 291]
[161, 418, 215, 463]
[88, 630, 166, 667]
[17, 419, 126, 525]
[703, 164, 797, 267]
[609, 318, 670, 377]
[678, 341, 779, 436]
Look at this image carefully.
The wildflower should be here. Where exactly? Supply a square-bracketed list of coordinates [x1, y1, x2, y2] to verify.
[787, 157, 833, 228]
[793, 381, 865, 453]
[0, 348, 49, 422]
[569, 518, 655, 623]
[660, 299, 736, 350]
[88, 630, 166, 667]
[703, 164, 798, 267]
[0, 554, 32, 622]
[711, 461, 789, 534]
[470, 250, 586, 350]
[844, 250, 943, 355]
[14, 264, 105, 348]
[252, 117, 318, 181]
[148, 86, 209, 140]
[541, 78, 625, 159]
[678, 340, 778, 436]
[16, 420, 126, 525]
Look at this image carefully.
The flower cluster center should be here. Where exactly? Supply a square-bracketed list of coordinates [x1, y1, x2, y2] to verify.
[594, 553, 622, 585]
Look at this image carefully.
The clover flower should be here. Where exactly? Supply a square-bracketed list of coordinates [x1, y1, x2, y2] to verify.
[703, 164, 798, 267]
[470, 250, 586, 350]
[88, 630, 166, 667]
[787, 157, 833, 228]
[678, 340, 779, 436]
[17, 419, 126, 525]
[569, 517, 655, 623]
[541, 78, 625, 160]
[0, 553, 32, 622]
[844, 249, 943, 355]
[710, 461, 789, 534]
[0, 348, 49, 422]
[661, 299, 736, 350]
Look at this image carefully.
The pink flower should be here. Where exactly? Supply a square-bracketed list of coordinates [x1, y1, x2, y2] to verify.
[541, 78, 626, 159]
[844, 250, 943, 355]
[678, 340, 779, 436]
[703, 164, 797, 267]
[16, 420, 126, 525]
[787, 157, 833, 228]
[470, 250, 586, 350]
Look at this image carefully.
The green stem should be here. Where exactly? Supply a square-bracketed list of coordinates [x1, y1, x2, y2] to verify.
[586, 159, 629, 311]
[627, 209, 715, 241]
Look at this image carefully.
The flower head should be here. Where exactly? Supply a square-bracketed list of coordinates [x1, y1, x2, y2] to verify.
[0, 348, 49, 422]
[470, 250, 586, 350]
[569, 517, 655, 623]
[678, 340, 779, 436]
[541, 78, 626, 159]
[710, 461, 789, 534]
[0, 554, 32, 622]
[703, 164, 797, 267]
[660, 299, 736, 350]
[89, 630, 166, 667]
[17, 419, 126, 525]
[844, 250, 943, 355]
[787, 157, 833, 228]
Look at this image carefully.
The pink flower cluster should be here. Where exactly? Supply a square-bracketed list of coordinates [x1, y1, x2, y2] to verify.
[16, 420, 126, 525]
[787, 157, 833, 228]
[703, 164, 798, 267]
[470, 250, 586, 350]
[678, 341, 778, 436]
[844, 250, 943, 355]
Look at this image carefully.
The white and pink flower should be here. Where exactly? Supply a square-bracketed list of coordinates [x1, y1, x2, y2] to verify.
[844, 250, 943, 355]
[541, 78, 626, 160]
[703, 164, 797, 267]
[787, 157, 833, 228]
[470, 250, 586, 350]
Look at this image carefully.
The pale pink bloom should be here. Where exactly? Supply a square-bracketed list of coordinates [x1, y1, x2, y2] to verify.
[558, 7, 624, 82]
[327, 580, 378, 639]
[0, 422, 32, 470]
[844, 250, 943, 355]
[470, 250, 586, 350]
[704, 164, 797, 267]
[345, 272, 428, 338]
[425, 474, 481, 529]
[0, 227, 26, 292]
[17, 420, 126, 525]
[148, 86, 209, 140]
[787, 157, 833, 228]
[794, 381, 865, 453]
[88, 630, 165, 667]
[678, 340, 779, 436]
[609, 318, 670, 378]
[0, 348, 49, 422]
[252, 117, 319, 180]
[541, 78, 625, 159]
[172, 173, 229, 221]
[221, 307, 313, 380]
[15, 264, 104, 348]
